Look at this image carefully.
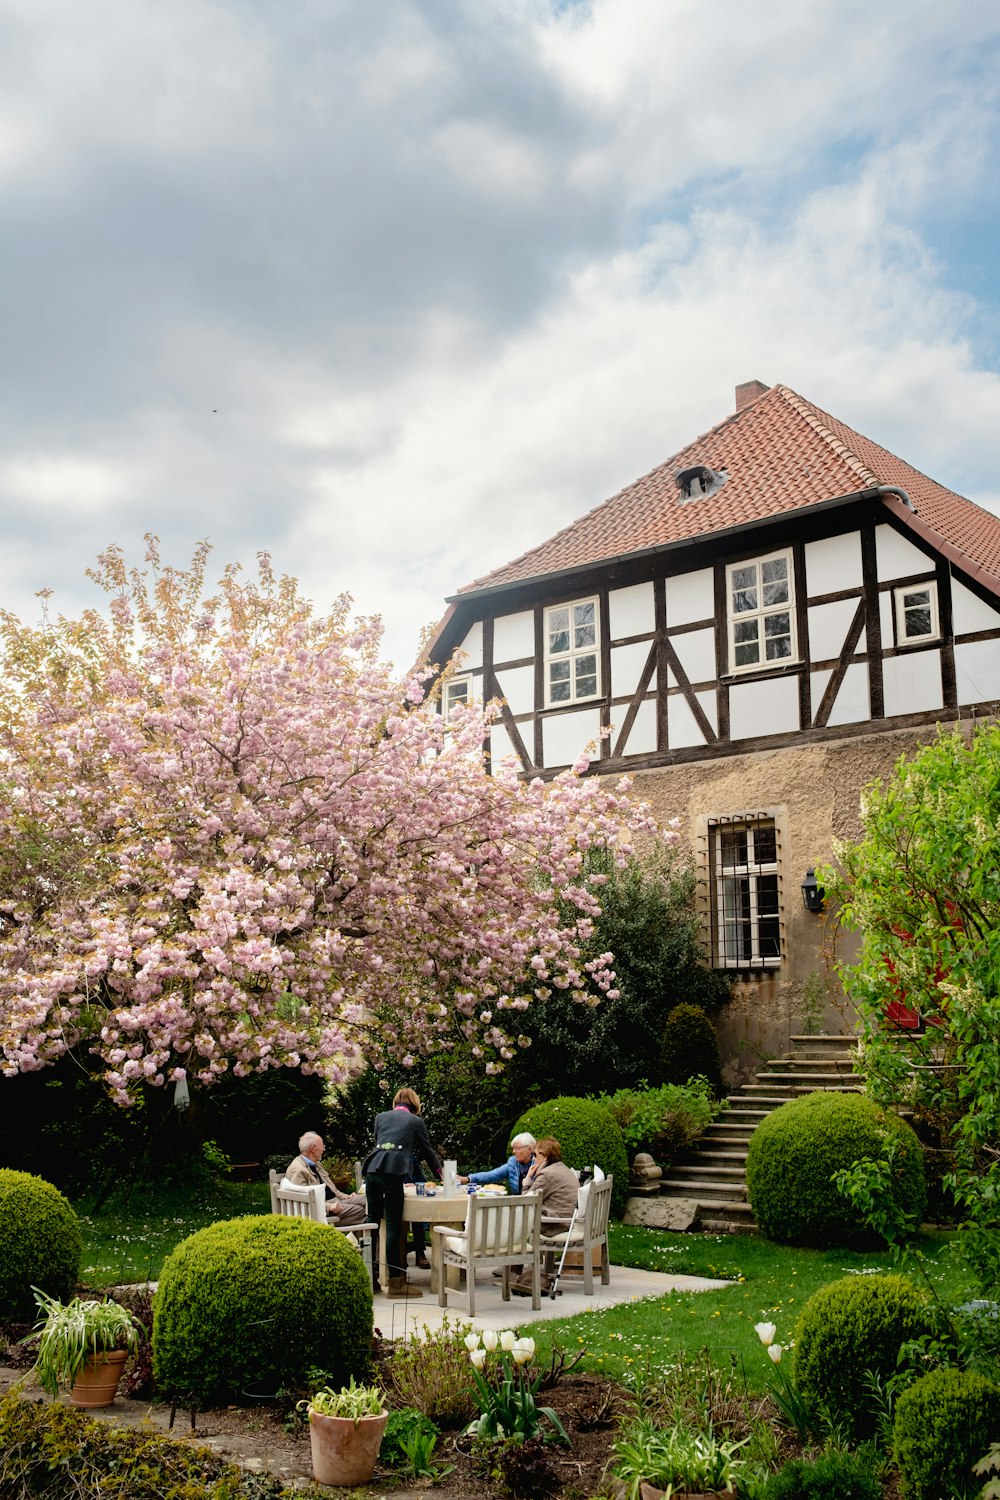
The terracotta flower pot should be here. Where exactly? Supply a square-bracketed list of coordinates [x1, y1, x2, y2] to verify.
[640, 1488, 730, 1500]
[70, 1349, 129, 1408]
[308, 1408, 388, 1486]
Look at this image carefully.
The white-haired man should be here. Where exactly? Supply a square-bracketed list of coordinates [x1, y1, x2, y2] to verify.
[285, 1132, 369, 1225]
[459, 1132, 537, 1195]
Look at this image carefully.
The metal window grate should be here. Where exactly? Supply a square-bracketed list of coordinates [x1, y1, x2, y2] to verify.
[698, 813, 784, 970]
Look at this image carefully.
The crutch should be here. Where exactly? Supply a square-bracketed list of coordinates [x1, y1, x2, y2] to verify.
[547, 1197, 583, 1299]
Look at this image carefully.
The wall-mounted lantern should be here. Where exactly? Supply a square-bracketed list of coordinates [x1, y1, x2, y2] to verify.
[801, 868, 825, 914]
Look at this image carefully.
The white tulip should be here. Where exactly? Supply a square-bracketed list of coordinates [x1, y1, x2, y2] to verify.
[465, 1332, 481, 1351]
[499, 1330, 517, 1351]
[768, 1343, 783, 1364]
[482, 1329, 499, 1352]
[469, 1347, 487, 1369]
[755, 1322, 776, 1346]
[511, 1337, 535, 1365]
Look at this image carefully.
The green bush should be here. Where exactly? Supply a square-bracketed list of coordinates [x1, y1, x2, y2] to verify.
[892, 1366, 1000, 1500]
[511, 1096, 628, 1215]
[598, 1079, 719, 1164]
[153, 1215, 372, 1406]
[0, 1389, 286, 1498]
[659, 1003, 724, 1097]
[793, 1273, 934, 1439]
[385, 1314, 477, 1427]
[758, 1447, 881, 1499]
[0, 1169, 82, 1320]
[745, 1091, 926, 1247]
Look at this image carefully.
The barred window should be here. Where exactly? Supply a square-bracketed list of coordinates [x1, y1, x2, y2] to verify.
[707, 815, 782, 969]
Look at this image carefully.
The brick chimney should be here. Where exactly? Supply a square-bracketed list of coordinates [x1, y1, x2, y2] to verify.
[735, 379, 769, 412]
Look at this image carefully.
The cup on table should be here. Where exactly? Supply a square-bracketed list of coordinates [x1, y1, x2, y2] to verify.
[415, 1182, 425, 1196]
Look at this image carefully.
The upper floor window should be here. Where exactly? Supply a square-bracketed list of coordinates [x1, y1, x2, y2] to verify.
[708, 814, 782, 969]
[442, 675, 471, 720]
[894, 581, 939, 645]
[727, 549, 796, 672]
[545, 598, 600, 705]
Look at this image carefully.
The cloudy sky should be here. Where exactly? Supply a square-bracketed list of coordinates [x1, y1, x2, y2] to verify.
[2, 0, 1000, 668]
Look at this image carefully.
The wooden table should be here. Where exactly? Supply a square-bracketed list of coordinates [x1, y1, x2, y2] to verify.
[377, 1187, 470, 1293]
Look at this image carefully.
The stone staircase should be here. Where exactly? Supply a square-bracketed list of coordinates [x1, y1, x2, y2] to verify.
[652, 1033, 861, 1233]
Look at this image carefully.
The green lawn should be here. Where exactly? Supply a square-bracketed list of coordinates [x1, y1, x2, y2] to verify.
[74, 1183, 962, 1398]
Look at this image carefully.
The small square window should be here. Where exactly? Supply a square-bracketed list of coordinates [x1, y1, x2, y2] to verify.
[726, 550, 797, 673]
[443, 676, 471, 720]
[544, 598, 601, 706]
[894, 581, 939, 644]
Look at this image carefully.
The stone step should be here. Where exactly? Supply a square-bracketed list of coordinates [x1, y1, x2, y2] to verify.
[754, 1071, 860, 1088]
[789, 1033, 857, 1049]
[684, 1145, 748, 1163]
[761, 1056, 856, 1072]
[665, 1162, 747, 1180]
[660, 1177, 748, 1202]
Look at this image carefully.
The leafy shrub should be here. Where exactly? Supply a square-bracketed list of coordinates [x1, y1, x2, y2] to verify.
[758, 1446, 881, 1499]
[511, 1096, 628, 1214]
[0, 1169, 82, 1320]
[153, 1215, 371, 1407]
[793, 1273, 934, 1439]
[610, 1415, 747, 1500]
[892, 1366, 1000, 1500]
[745, 1091, 926, 1247]
[385, 1313, 477, 1426]
[488, 1434, 561, 1498]
[598, 1078, 719, 1164]
[0, 1389, 286, 1498]
[659, 1003, 724, 1097]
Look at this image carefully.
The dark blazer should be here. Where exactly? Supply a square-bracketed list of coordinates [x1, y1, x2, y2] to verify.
[363, 1106, 441, 1179]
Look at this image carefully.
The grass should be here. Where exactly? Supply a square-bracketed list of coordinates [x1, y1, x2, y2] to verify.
[72, 1181, 964, 1400]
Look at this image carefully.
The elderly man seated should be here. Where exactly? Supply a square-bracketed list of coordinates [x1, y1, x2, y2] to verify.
[285, 1131, 369, 1225]
[459, 1132, 536, 1194]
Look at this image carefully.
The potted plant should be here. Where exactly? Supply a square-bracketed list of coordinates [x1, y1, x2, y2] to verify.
[27, 1287, 142, 1408]
[298, 1376, 388, 1486]
[610, 1416, 747, 1500]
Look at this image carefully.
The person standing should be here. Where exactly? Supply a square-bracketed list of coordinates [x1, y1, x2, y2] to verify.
[362, 1087, 441, 1298]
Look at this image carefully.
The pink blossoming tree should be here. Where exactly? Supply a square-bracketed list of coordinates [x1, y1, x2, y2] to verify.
[0, 542, 664, 1104]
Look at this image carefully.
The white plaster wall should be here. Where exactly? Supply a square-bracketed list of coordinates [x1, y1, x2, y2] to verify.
[729, 675, 799, 740]
[454, 620, 483, 672]
[495, 664, 534, 716]
[874, 524, 932, 581]
[879, 590, 894, 645]
[542, 706, 602, 767]
[614, 698, 657, 757]
[882, 651, 943, 716]
[609, 581, 655, 639]
[810, 668, 832, 718]
[489, 724, 520, 768]
[805, 532, 863, 593]
[671, 627, 716, 686]
[666, 566, 714, 626]
[493, 610, 534, 663]
[808, 598, 863, 662]
[826, 661, 870, 726]
[611, 640, 654, 699]
[952, 580, 1000, 635]
[667, 693, 708, 750]
[955, 638, 1000, 704]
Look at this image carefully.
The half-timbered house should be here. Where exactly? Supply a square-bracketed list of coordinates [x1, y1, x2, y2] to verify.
[425, 381, 1000, 1081]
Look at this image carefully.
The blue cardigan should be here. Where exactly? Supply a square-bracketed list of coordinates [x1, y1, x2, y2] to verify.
[469, 1153, 532, 1195]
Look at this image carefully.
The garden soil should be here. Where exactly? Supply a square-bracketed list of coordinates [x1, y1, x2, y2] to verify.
[0, 1359, 628, 1496]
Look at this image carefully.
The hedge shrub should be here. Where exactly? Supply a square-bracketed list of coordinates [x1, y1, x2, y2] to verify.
[793, 1273, 934, 1439]
[511, 1096, 628, 1214]
[0, 1389, 286, 1498]
[659, 1003, 724, 1097]
[759, 1447, 881, 1500]
[153, 1214, 372, 1407]
[745, 1091, 925, 1247]
[0, 1169, 82, 1320]
[892, 1366, 1000, 1500]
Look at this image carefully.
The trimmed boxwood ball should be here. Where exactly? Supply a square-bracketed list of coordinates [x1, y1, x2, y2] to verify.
[659, 1002, 723, 1097]
[511, 1096, 628, 1215]
[745, 1090, 925, 1247]
[892, 1366, 1000, 1500]
[759, 1447, 881, 1499]
[0, 1169, 82, 1320]
[793, 1273, 934, 1439]
[153, 1215, 372, 1407]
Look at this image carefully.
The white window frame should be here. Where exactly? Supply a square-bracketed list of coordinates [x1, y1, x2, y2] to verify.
[726, 548, 797, 674]
[708, 815, 782, 970]
[544, 597, 601, 707]
[442, 674, 472, 721]
[894, 581, 939, 645]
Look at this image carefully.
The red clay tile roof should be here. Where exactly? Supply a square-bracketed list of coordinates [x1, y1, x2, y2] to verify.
[456, 383, 1000, 597]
